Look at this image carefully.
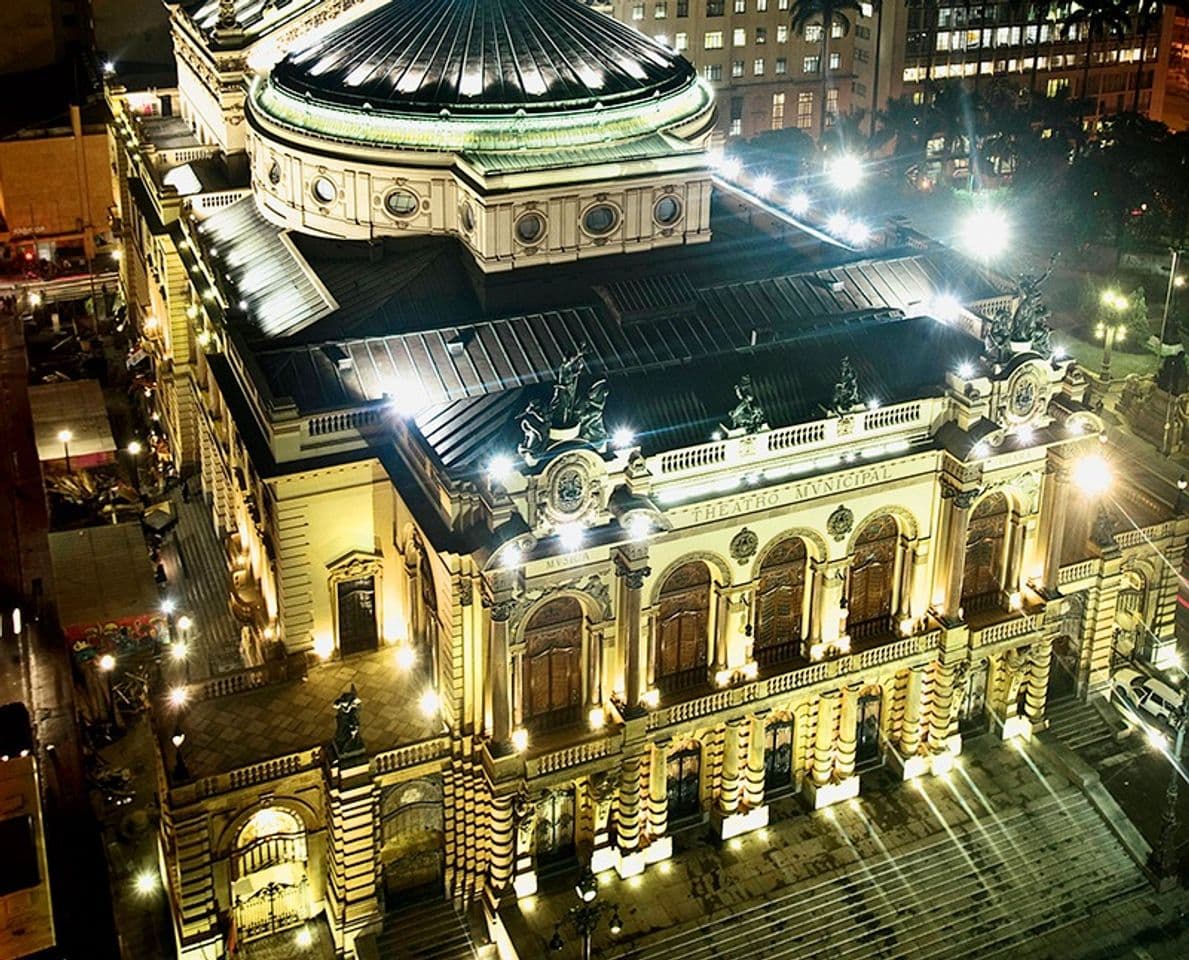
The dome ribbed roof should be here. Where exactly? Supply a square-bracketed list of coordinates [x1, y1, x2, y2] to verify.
[272, 0, 696, 116]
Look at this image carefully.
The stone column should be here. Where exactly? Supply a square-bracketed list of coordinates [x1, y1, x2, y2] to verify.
[819, 563, 847, 647]
[644, 742, 671, 863]
[712, 585, 730, 671]
[171, 811, 221, 958]
[511, 792, 538, 898]
[718, 720, 743, 817]
[811, 689, 840, 786]
[511, 651, 524, 728]
[614, 754, 645, 878]
[1025, 638, 1053, 725]
[834, 683, 863, 781]
[742, 715, 766, 811]
[325, 755, 381, 956]
[927, 660, 957, 749]
[615, 554, 649, 709]
[899, 666, 925, 758]
[808, 560, 827, 645]
[941, 484, 980, 622]
[488, 599, 514, 744]
[486, 793, 515, 905]
[1039, 459, 1072, 597]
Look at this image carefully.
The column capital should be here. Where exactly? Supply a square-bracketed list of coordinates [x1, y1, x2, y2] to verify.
[487, 597, 517, 622]
[616, 563, 652, 590]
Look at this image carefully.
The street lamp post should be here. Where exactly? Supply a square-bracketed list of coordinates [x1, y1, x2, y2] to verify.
[1096, 290, 1130, 383]
[549, 866, 623, 960]
[1149, 704, 1188, 886]
[171, 724, 190, 781]
[127, 439, 142, 492]
[57, 428, 73, 473]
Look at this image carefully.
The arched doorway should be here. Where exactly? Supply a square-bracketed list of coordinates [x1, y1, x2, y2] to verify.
[524, 597, 583, 731]
[337, 576, 378, 655]
[416, 546, 439, 679]
[959, 661, 990, 735]
[656, 562, 710, 693]
[962, 494, 1009, 614]
[855, 690, 883, 770]
[755, 539, 808, 666]
[764, 716, 795, 792]
[666, 742, 702, 822]
[534, 788, 576, 870]
[848, 516, 899, 639]
[1050, 591, 1086, 701]
[379, 778, 444, 905]
[231, 807, 310, 942]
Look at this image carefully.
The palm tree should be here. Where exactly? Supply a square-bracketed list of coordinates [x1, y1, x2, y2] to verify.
[1059, 0, 1131, 121]
[790, 0, 863, 138]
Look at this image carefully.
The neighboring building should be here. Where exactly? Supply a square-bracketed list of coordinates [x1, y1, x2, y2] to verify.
[106, 1, 1186, 958]
[0, 0, 92, 75]
[0, 103, 114, 263]
[91, 0, 173, 72]
[603, 1, 1178, 143]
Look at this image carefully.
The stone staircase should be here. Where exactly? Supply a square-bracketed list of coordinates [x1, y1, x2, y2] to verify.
[613, 788, 1147, 960]
[1046, 696, 1123, 755]
[372, 900, 478, 960]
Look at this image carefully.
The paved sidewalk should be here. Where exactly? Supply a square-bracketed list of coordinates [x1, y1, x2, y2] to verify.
[160, 484, 244, 678]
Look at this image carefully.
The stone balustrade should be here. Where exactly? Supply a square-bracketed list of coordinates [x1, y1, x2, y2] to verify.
[174, 747, 322, 806]
[526, 734, 621, 778]
[970, 613, 1042, 649]
[372, 736, 452, 775]
[190, 665, 270, 702]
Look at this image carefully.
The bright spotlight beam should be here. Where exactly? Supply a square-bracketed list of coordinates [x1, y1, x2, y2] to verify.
[958, 208, 1010, 260]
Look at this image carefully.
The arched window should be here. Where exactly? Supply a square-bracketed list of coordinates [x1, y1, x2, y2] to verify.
[418, 546, 438, 675]
[848, 516, 899, 637]
[764, 717, 794, 791]
[755, 538, 808, 666]
[962, 494, 1009, 613]
[1117, 569, 1148, 620]
[234, 807, 307, 879]
[523, 597, 583, 730]
[666, 742, 702, 820]
[534, 789, 576, 867]
[656, 562, 710, 692]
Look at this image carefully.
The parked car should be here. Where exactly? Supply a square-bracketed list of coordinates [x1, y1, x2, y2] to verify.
[1109, 667, 1184, 737]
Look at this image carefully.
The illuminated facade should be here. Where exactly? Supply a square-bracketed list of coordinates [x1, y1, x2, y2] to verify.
[106, 2, 1186, 958]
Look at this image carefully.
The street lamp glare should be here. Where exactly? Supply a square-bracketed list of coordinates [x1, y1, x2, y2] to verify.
[177, 614, 193, 632]
[127, 440, 142, 455]
[135, 871, 158, 896]
[827, 154, 864, 192]
[57, 429, 73, 443]
[170, 641, 189, 662]
[98, 653, 116, 672]
[1072, 454, 1112, 496]
[958, 208, 1010, 260]
[168, 686, 189, 708]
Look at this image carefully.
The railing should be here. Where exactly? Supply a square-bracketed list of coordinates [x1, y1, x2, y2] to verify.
[193, 189, 250, 214]
[971, 613, 1041, 648]
[652, 397, 941, 481]
[1116, 521, 1172, 549]
[1058, 558, 1099, 587]
[856, 631, 939, 669]
[526, 734, 620, 778]
[155, 145, 218, 168]
[305, 407, 386, 439]
[372, 736, 451, 775]
[180, 747, 322, 804]
[191, 665, 269, 702]
[766, 661, 830, 695]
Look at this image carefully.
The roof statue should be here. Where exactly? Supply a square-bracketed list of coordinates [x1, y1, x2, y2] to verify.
[518, 349, 612, 465]
[832, 357, 862, 414]
[985, 253, 1059, 360]
[1091, 504, 1117, 549]
[332, 685, 364, 759]
[217, 0, 237, 29]
[727, 375, 769, 435]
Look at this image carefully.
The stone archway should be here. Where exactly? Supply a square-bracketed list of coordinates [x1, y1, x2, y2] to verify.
[379, 777, 445, 905]
[231, 806, 312, 943]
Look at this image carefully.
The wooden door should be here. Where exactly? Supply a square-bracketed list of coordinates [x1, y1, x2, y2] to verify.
[961, 494, 1008, 612]
[848, 517, 898, 636]
[656, 562, 710, 691]
[337, 576, 378, 656]
[755, 539, 807, 665]
[764, 718, 794, 791]
[524, 598, 583, 729]
[666, 745, 702, 820]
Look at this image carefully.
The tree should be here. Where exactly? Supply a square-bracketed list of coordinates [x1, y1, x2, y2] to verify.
[1059, 0, 1131, 121]
[1131, 0, 1165, 113]
[866, 0, 885, 138]
[789, 0, 863, 138]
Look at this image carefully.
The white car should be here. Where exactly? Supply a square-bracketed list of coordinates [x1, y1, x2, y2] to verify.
[1109, 667, 1184, 736]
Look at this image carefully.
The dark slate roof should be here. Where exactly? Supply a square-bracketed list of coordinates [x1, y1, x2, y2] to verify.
[271, 0, 696, 115]
[415, 314, 981, 473]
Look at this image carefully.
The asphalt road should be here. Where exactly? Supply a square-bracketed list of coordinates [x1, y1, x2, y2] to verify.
[0, 308, 119, 960]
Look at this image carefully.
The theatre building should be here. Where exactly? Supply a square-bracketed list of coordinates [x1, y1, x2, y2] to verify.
[104, 1, 1186, 957]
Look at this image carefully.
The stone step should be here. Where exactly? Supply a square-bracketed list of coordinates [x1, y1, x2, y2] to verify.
[621, 788, 1145, 960]
[374, 900, 477, 960]
[1046, 698, 1116, 753]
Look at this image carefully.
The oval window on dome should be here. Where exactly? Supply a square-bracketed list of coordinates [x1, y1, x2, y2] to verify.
[459, 202, 475, 232]
[384, 188, 419, 219]
[582, 203, 619, 237]
[268, 161, 282, 186]
[653, 195, 683, 226]
[515, 212, 545, 245]
[311, 176, 337, 205]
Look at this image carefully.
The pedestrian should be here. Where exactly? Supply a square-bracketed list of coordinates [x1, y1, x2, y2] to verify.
[181, 478, 190, 503]
[155, 563, 167, 586]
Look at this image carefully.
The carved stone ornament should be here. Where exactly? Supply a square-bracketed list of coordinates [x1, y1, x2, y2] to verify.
[332, 685, 364, 759]
[618, 566, 651, 590]
[832, 357, 861, 413]
[488, 598, 517, 623]
[826, 505, 854, 542]
[728, 375, 768, 434]
[730, 527, 759, 564]
[537, 454, 603, 529]
[954, 488, 982, 510]
[588, 771, 618, 804]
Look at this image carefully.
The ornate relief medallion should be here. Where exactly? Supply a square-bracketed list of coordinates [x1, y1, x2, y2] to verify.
[538, 454, 602, 528]
[1004, 363, 1049, 425]
[827, 505, 854, 542]
[730, 528, 758, 565]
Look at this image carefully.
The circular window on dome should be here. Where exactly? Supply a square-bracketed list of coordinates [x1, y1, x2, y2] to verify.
[582, 203, 619, 237]
[459, 202, 475, 233]
[268, 161, 282, 186]
[311, 176, 337, 205]
[515, 212, 546, 245]
[384, 188, 419, 219]
[653, 195, 683, 227]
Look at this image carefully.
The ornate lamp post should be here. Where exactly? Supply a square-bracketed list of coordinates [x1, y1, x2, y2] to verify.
[57, 428, 73, 473]
[1150, 703, 1188, 886]
[1096, 289, 1130, 383]
[548, 865, 623, 960]
[171, 724, 190, 781]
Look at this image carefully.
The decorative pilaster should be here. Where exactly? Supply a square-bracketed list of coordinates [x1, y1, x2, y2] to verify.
[834, 683, 862, 781]
[615, 549, 649, 710]
[486, 793, 515, 904]
[806, 688, 859, 809]
[742, 715, 766, 811]
[900, 666, 925, 757]
[171, 811, 221, 958]
[488, 598, 514, 744]
[325, 756, 381, 955]
[940, 482, 980, 622]
[713, 716, 770, 838]
[511, 791, 537, 898]
[926, 660, 957, 749]
[614, 754, 645, 878]
[1024, 638, 1053, 728]
[1038, 458, 1072, 597]
[718, 719, 743, 817]
[811, 691, 839, 787]
[588, 772, 619, 874]
[643, 742, 671, 863]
